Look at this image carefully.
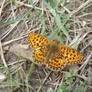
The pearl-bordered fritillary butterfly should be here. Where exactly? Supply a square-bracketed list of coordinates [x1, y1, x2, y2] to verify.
[28, 32, 84, 71]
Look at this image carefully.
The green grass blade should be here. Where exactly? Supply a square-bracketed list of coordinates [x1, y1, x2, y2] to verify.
[28, 0, 36, 9]
[0, 18, 29, 26]
[42, 0, 72, 42]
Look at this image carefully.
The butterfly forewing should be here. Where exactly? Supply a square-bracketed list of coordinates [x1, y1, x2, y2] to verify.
[28, 33, 51, 48]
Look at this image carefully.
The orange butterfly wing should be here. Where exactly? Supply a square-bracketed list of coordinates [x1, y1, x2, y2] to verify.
[32, 45, 66, 71]
[28, 32, 84, 71]
[58, 45, 84, 64]
[28, 32, 51, 48]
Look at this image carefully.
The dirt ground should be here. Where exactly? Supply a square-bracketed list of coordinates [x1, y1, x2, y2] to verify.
[0, 0, 92, 92]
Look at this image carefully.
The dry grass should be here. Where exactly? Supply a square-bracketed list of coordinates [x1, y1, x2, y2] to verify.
[0, 0, 92, 92]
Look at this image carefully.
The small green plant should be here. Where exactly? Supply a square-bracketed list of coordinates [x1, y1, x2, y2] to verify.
[81, 8, 88, 15]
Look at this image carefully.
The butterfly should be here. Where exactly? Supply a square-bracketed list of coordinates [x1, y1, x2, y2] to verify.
[28, 32, 84, 71]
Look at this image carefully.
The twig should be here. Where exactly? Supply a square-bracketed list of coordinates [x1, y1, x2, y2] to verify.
[60, 71, 87, 81]
[2, 25, 42, 46]
[0, 0, 6, 16]
[79, 52, 92, 74]
[8, 60, 24, 66]
[37, 71, 52, 92]
[69, 0, 91, 17]
[69, 31, 92, 49]
[76, 74, 87, 81]
[77, 12, 92, 18]
[60, 3, 71, 14]
[15, 1, 67, 14]
[0, 39, 7, 67]
[2, 35, 28, 46]
[1, 22, 19, 40]
[15, 1, 47, 11]
[55, 73, 64, 90]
